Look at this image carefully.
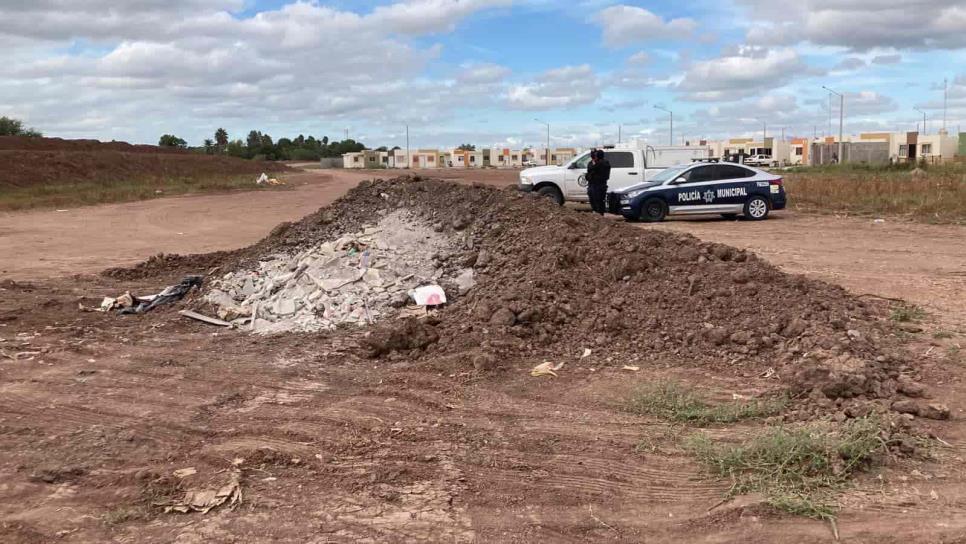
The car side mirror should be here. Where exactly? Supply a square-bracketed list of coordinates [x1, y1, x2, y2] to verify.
[673, 177, 686, 184]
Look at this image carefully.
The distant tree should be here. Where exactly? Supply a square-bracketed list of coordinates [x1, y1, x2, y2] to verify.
[214, 128, 228, 148]
[246, 130, 262, 151]
[456, 143, 476, 151]
[0, 116, 42, 137]
[158, 134, 187, 148]
[226, 139, 247, 158]
[203, 138, 215, 154]
[375, 146, 388, 152]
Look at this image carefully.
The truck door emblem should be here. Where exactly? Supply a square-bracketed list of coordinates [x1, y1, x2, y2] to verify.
[578, 175, 588, 187]
[703, 189, 715, 203]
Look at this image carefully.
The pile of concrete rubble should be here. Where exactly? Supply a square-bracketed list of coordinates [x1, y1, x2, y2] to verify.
[205, 211, 467, 334]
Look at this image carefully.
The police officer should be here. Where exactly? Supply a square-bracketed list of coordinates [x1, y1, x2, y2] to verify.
[586, 149, 611, 215]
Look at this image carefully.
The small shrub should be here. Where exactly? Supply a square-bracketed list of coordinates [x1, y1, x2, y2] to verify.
[686, 417, 887, 520]
[890, 303, 925, 323]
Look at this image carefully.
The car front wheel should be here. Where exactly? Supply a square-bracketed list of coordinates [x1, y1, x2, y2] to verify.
[639, 198, 667, 222]
[744, 196, 770, 220]
[536, 185, 564, 206]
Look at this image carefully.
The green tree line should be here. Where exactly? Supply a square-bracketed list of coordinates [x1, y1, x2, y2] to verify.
[0, 116, 42, 137]
[159, 128, 366, 161]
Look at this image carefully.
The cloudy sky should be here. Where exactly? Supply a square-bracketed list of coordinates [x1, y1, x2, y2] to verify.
[2, 0, 965, 148]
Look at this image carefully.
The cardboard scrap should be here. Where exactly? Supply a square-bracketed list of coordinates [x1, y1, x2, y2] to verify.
[179, 310, 233, 328]
[161, 471, 242, 514]
[622, 365, 641, 372]
[531, 361, 565, 377]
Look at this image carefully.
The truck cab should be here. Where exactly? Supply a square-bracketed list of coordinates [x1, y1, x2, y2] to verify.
[518, 144, 712, 205]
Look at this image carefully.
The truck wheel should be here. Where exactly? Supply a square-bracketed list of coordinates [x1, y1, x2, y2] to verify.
[744, 196, 770, 221]
[639, 198, 667, 222]
[536, 185, 564, 206]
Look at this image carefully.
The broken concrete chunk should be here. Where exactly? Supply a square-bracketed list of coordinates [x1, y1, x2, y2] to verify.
[454, 269, 475, 295]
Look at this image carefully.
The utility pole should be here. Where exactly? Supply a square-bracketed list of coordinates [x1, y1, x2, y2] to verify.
[534, 119, 550, 165]
[823, 86, 844, 163]
[827, 92, 832, 139]
[943, 78, 948, 132]
[345, 128, 349, 141]
[654, 105, 672, 146]
[915, 108, 926, 135]
[405, 124, 410, 169]
[618, 124, 622, 144]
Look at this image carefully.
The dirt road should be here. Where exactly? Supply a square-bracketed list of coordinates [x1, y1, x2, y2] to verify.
[0, 170, 372, 280]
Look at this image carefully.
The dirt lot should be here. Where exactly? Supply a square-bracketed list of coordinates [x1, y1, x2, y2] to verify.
[2, 167, 966, 543]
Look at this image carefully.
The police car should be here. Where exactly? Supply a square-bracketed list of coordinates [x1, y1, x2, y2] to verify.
[609, 162, 786, 222]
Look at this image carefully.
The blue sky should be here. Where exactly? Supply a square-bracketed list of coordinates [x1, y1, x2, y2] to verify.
[1, 0, 964, 148]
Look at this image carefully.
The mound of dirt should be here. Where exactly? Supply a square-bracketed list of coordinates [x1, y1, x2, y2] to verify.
[0, 137, 290, 189]
[0, 136, 186, 153]
[119, 176, 925, 418]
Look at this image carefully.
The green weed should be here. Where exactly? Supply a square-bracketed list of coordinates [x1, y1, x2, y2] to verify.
[686, 417, 887, 521]
[890, 303, 926, 323]
[626, 381, 786, 425]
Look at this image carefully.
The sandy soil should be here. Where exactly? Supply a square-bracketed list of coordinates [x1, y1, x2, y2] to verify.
[1, 167, 965, 543]
[0, 171, 372, 279]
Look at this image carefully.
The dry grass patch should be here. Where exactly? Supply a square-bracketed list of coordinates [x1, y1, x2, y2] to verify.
[784, 163, 966, 224]
[0, 175, 285, 211]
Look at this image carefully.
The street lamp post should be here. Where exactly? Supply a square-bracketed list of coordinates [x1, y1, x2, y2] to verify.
[654, 105, 673, 146]
[914, 108, 926, 135]
[822, 86, 845, 163]
[534, 119, 550, 165]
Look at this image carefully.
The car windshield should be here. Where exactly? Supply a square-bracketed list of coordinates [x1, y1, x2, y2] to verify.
[648, 165, 690, 183]
[569, 152, 592, 169]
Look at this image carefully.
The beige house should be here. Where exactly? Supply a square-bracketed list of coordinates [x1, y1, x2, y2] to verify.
[343, 150, 385, 169]
[449, 148, 484, 168]
[492, 148, 526, 168]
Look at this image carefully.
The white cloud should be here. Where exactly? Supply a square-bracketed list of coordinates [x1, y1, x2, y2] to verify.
[596, 5, 697, 48]
[0, 1, 510, 143]
[372, 0, 512, 34]
[871, 54, 902, 65]
[740, 0, 966, 51]
[506, 65, 601, 110]
[456, 62, 511, 84]
[677, 47, 808, 101]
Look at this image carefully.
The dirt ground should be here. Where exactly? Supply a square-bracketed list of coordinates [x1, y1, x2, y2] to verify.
[2, 167, 966, 543]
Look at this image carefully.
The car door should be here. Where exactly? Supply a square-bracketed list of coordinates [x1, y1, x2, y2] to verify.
[711, 164, 757, 210]
[563, 151, 593, 199]
[668, 164, 716, 214]
[602, 151, 639, 191]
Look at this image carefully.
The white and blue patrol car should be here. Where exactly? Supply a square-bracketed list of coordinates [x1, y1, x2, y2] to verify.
[608, 162, 787, 222]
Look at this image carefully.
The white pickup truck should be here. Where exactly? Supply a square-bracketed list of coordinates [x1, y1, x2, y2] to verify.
[518, 144, 712, 205]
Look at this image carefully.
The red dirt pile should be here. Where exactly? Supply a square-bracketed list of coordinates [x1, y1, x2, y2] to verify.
[0, 136, 289, 189]
[115, 176, 933, 421]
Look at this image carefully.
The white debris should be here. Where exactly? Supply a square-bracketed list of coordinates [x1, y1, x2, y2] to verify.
[410, 285, 447, 306]
[206, 211, 460, 334]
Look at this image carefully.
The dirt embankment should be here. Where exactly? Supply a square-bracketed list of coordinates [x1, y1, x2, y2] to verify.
[117, 176, 931, 423]
[0, 136, 290, 189]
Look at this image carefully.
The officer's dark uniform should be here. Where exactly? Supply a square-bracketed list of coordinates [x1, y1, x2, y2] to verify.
[586, 150, 611, 215]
